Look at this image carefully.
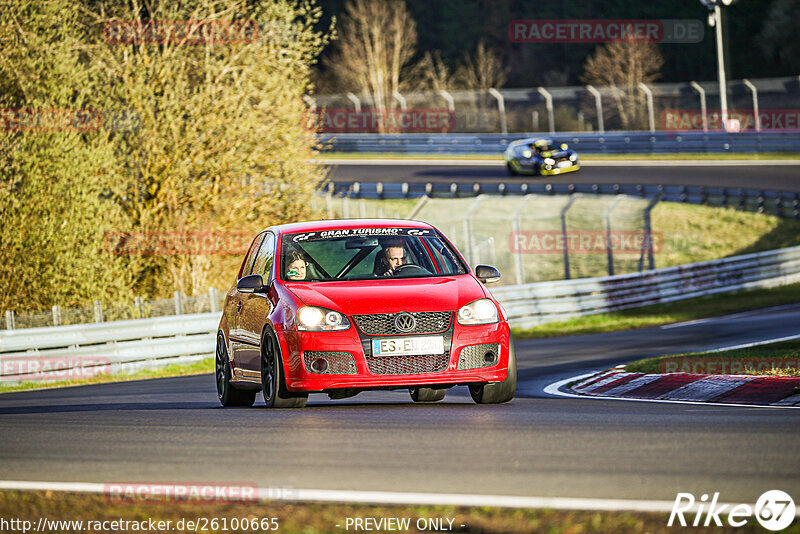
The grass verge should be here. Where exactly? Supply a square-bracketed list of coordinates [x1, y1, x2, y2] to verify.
[0, 490, 786, 534]
[511, 282, 800, 339]
[316, 151, 800, 161]
[0, 357, 212, 394]
[625, 339, 800, 376]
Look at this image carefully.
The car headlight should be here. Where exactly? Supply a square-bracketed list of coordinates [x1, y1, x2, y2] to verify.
[457, 298, 499, 325]
[521, 149, 532, 158]
[569, 154, 577, 161]
[297, 306, 350, 331]
[544, 157, 555, 165]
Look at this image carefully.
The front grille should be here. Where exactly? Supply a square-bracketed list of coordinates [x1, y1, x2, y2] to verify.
[303, 351, 358, 375]
[457, 343, 500, 370]
[353, 311, 452, 336]
[366, 353, 449, 375]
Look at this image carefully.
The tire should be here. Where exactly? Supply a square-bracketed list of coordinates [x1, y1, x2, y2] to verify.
[506, 163, 519, 176]
[469, 338, 517, 404]
[216, 333, 257, 407]
[261, 329, 307, 408]
[409, 387, 446, 402]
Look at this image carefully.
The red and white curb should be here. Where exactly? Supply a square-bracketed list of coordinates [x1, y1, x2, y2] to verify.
[566, 367, 800, 406]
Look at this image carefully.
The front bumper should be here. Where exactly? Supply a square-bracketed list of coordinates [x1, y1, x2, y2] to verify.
[277, 322, 511, 392]
[540, 163, 580, 176]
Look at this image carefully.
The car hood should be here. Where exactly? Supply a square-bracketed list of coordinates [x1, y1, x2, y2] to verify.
[285, 275, 487, 315]
[541, 149, 573, 159]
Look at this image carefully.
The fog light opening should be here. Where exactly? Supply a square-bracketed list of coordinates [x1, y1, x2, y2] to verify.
[484, 351, 496, 363]
[311, 358, 329, 373]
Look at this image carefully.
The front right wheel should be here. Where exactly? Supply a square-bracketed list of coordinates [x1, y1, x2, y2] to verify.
[469, 339, 516, 404]
[261, 330, 307, 408]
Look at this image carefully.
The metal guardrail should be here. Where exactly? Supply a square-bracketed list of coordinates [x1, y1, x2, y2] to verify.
[0, 313, 219, 383]
[3, 246, 800, 380]
[492, 245, 800, 329]
[319, 131, 800, 154]
[328, 182, 800, 219]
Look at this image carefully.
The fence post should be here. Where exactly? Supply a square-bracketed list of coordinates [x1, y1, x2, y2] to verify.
[135, 296, 145, 318]
[586, 85, 604, 134]
[742, 79, 761, 132]
[346, 92, 361, 112]
[439, 90, 455, 114]
[392, 90, 407, 111]
[638, 83, 655, 132]
[604, 196, 624, 276]
[93, 301, 104, 323]
[463, 195, 486, 265]
[407, 195, 430, 220]
[52, 305, 61, 326]
[174, 291, 184, 315]
[560, 195, 579, 280]
[512, 195, 535, 285]
[487, 88, 507, 135]
[690, 81, 708, 133]
[209, 287, 220, 313]
[537, 87, 555, 135]
[639, 195, 660, 272]
[531, 111, 539, 131]
[5, 310, 14, 330]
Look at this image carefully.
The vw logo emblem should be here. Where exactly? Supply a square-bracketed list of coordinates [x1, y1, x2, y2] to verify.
[394, 312, 416, 332]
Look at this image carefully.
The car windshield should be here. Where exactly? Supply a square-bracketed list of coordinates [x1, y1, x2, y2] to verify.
[280, 227, 467, 282]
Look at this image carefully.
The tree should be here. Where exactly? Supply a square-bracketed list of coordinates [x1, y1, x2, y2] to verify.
[581, 39, 663, 130]
[0, 0, 331, 312]
[453, 41, 508, 91]
[324, 0, 417, 115]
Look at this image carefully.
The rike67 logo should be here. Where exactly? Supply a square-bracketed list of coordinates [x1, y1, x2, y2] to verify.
[669, 490, 795, 530]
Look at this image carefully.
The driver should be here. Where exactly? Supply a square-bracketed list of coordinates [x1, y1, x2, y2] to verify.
[376, 244, 406, 276]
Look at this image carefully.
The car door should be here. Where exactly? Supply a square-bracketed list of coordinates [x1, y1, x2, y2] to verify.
[236, 231, 276, 376]
[229, 232, 266, 377]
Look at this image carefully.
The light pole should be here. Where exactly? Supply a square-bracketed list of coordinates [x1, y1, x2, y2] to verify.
[700, 0, 735, 131]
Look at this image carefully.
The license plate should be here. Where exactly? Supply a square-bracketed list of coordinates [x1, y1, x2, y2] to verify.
[557, 160, 572, 168]
[372, 336, 445, 356]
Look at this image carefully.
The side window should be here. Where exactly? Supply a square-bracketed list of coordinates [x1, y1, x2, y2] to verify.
[239, 233, 266, 278]
[252, 233, 276, 281]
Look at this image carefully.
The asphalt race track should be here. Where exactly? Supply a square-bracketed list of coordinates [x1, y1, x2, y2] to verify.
[324, 160, 800, 193]
[1, 304, 799, 504]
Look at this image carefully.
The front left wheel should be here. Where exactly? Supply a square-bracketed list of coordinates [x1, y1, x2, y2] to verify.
[261, 330, 307, 408]
[216, 334, 257, 407]
[469, 339, 516, 404]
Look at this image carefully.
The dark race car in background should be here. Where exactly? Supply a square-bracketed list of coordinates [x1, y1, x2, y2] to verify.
[504, 137, 580, 176]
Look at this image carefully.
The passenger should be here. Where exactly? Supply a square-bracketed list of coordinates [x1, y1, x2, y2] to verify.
[285, 251, 307, 280]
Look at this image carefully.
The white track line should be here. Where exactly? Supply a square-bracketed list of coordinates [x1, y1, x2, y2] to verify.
[543, 373, 800, 409]
[0, 480, 743, 514]
[314, 158, 799, 167]
[660, 303, 800, 329]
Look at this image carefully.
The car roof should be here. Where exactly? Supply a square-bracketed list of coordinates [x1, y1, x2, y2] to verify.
[265, 218, 435, 235]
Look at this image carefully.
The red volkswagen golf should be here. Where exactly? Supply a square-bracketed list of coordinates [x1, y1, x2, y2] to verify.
[216, 219, 516, 408]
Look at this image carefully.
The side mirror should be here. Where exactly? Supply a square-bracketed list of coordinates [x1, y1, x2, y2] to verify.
[475, 265, 501, 284]
[237, 274, 265, 293]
